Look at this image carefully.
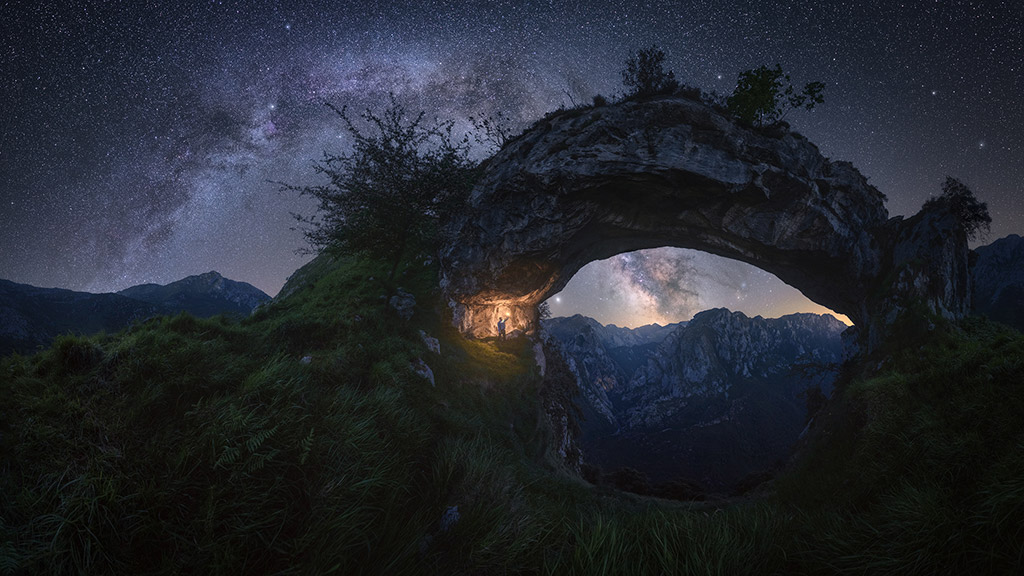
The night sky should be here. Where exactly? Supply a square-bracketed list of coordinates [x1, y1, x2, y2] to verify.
[2, 0, 1021, 327]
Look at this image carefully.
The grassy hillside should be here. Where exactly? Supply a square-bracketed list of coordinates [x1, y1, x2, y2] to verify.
[2, 255, 1023, 574]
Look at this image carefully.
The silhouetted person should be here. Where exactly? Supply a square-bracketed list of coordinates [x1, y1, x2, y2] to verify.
[497, 317, 507, 339]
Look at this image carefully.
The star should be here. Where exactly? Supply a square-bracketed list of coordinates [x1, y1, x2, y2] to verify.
[0, 0, 1019, 306]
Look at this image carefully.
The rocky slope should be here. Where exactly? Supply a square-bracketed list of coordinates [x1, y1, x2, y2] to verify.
[545, 309, 845, 491]
[543, 315, 683, 429]
[0, 272, 270, 356]
[971, 234, 1024, 331]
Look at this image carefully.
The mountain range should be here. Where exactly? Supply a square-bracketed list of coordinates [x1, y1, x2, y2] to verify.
[544, 309, 847, 493]
[971, 233, 1024, 332]
[540, 234, 1024, 494]
[0, 272, 270, 356]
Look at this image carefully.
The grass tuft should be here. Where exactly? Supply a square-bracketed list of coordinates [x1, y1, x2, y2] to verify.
[3, 258, 1024, 574]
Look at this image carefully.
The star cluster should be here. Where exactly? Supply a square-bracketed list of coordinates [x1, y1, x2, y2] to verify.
[1, 1, 1020, 326]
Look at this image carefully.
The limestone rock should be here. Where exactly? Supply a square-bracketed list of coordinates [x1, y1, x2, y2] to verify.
[419, 330, 441, 354]
[532, 341, 546, 376]
[389, 288, 415, 321]
[440, 95, 895, 339]
[542, 316, 624, 428]
[411, 358, 434, 386]
[439, 95, 977, 349]
[537, 339, 585, 473]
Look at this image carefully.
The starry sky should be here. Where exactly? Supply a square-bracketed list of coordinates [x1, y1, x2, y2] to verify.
[2, 0, 1021, 327]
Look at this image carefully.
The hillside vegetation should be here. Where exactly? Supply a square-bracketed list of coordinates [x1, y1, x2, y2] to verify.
[3, 255, 1023, 574]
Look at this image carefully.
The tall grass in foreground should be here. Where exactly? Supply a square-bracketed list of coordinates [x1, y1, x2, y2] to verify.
[3, 254, 1024, 574]
[554, 504, 789, 575]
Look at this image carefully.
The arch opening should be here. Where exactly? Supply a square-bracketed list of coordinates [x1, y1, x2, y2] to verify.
[540, 247, 850, 497]
[545, 246, 851, 328]
[441, 93, 971, 351]
[448, 223, 862, 340]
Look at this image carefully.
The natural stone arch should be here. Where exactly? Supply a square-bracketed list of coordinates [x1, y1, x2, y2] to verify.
[440, 96, 970, 346]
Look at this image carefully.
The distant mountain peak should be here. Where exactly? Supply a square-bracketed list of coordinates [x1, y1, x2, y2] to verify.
[544, 315, 684, 350]
[544, 308, 846, 490]
[118, 273, 270, 318]
[1, 273, 272, 357]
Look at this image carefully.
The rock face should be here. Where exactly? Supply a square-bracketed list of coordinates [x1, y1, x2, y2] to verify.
[621, 309, 845, 430]
[543, 315, 682, 428]
[440, 95, 972, 344]
[544, 310, 845, 490]
[971, 234, 1024, 331]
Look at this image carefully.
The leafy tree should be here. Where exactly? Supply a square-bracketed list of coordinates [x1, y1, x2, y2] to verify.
[923, 176, 991, 241]
[284, 98, 478, 280]
[621, 46, 679, 98]
[727, 64, 825, 127]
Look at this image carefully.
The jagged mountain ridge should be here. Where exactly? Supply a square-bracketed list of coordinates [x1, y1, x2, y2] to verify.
[544, 308, 846, 490]
[0, 272, 270, 356]
[543, 315, 685, 428]
[623, 309, 846, 429]
[542, 314, 681, 349]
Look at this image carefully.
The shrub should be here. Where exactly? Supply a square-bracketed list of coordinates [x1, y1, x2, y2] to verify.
[282, 97, 479, 281]
[727, 64, 824, 127]
[621, 46, 679, 98]
[923, 176, 991, 241]
[51, 334, 103, 373]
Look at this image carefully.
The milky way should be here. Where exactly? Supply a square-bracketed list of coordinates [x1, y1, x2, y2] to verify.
[2, 1, 1021, 327]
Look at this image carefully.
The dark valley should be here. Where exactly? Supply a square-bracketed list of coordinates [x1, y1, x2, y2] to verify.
[546, 309, 845, 494]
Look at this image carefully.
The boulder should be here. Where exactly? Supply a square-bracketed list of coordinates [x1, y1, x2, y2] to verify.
[419, 330, 441, 354]
[411, 358, 434, 386]
[389, 288, 415, 321]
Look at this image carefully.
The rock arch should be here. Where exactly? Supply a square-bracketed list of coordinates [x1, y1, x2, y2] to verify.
[440, 96, 970, 347]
